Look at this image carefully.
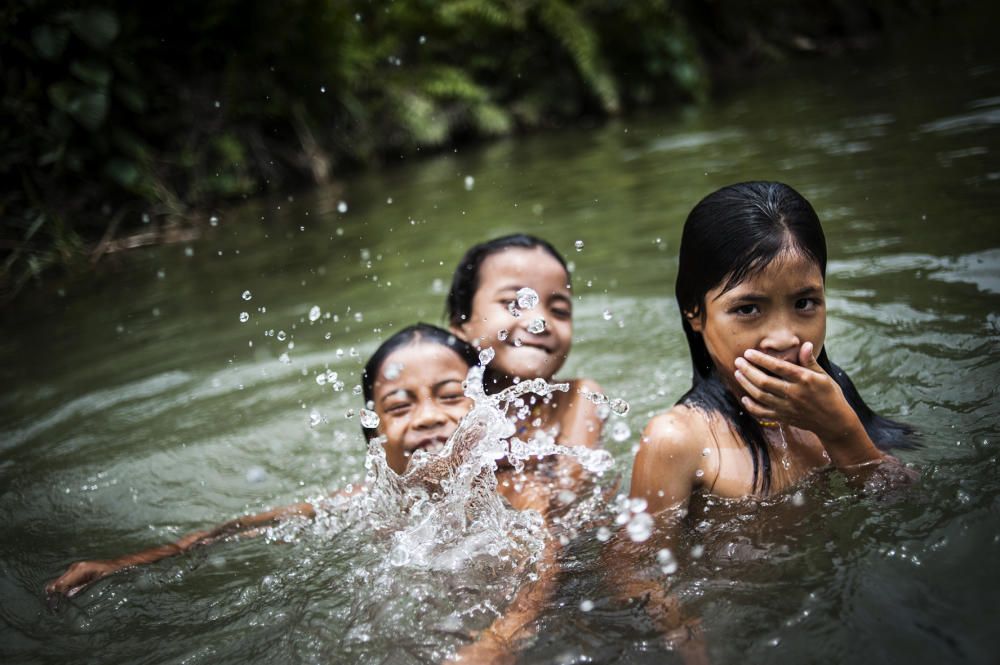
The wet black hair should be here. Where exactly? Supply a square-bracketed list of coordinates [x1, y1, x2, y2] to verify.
[676, 181, 916, 494]
[360, 323, 479, 440]
[446, 233, 569, 327]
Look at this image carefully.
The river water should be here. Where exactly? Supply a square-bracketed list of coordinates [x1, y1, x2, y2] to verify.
[3, 6, 999, 664]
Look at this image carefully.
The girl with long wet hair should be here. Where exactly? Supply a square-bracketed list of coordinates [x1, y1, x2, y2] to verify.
[632, 180, 916, 513]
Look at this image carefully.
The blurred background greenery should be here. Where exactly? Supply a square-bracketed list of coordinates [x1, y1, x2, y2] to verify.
[0, 0, 963, 299]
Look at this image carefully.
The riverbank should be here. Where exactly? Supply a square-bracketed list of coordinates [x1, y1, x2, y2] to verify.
[0, 0, 970, 302]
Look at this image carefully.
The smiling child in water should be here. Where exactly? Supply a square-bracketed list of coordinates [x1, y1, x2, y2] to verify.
[447, 233, 604, 451]
[46, 324, 479, 598]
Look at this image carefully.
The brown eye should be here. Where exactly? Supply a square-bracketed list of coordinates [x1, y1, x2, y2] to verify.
[796, 298, 819, 311]
[733, 304, 759, 316]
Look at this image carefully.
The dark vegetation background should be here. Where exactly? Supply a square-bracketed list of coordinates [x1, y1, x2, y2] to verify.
[0, 0, 964, 300]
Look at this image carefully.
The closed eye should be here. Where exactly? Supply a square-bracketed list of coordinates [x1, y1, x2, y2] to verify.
[385, 403, 411, 414]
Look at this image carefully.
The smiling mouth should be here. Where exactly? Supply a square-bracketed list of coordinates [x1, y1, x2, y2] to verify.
[512, 340, 552, 353]
[412, 435, 448, 455]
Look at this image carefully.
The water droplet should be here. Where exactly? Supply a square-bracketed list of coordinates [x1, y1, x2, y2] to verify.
[629, 497, 648, 513]
[610, 398, 630, 416]
[239, 312, 250, 323]
[702, 447, 711, 456]
[337, 200, 348, 213]
[691, 544, 705, 559]
[497, 329, 509, 341]
[527, 318, 546, 334]
[513, 338, 523, 347]
[611, 421, 630, 442]
[352, 385, 362, 396]
[344, 409, 355, 419]
[389, 545, 410, 567]
[242, 290, 252, 301]
[245, 466, 267, 484]
[209, 215, 219, 226]
[309, 306, 322, 322]
[694, 469, 704, 478]
[464, 175, 475, 191]
[574, 239, 584, 251]
[309, 409, 322, 427]
[277, 330, 287, 341]
[507, 301, 521, 318]
[596, 526, 612, 542]
[626, 512, 653, 542]
[580, 599, 594, 612]
[360, 409, 380, 429]
[418, 35, 427, 45]
[353, 312, 363, 323]
[278, 352, 291, 364]
[479, 347, 495, 365]
[431, 278, 445, 294]
[602, 309, 613, 321]
[516, 287, 539, 310]
[383, 363, 403, 380]
[791, 491, 806, 507]
[657, 547, 679, 574]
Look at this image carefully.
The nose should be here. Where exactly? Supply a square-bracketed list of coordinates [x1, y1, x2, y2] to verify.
[412, 398, 447, 430]
[759, 319, 800, 358]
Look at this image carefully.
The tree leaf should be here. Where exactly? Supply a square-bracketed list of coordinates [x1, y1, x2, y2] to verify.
[31, 25, 70, 60]
[70, 90, 109, 130]
[70, 60, 113, 88]
[61, 9, 120, 50]
[104, 158, 140, 188]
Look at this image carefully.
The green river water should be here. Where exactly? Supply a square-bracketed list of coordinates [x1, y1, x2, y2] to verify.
[2, 6, 999, 664]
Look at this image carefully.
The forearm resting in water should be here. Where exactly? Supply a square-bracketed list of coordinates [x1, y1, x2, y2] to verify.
[46, 501, 316, 597]
[449, 532, 561, 665]
[601, 517, 709, 665]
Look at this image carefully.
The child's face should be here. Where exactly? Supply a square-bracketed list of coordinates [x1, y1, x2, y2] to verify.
[372, 342, 473, 474]
[690, 250, 826, 392]
[456, 247, 573, 382]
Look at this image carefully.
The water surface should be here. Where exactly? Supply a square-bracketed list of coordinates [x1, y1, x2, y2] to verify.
[2, 7, 999, 664]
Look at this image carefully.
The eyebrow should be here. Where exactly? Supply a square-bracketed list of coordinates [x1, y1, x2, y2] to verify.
[716, 285, 824, 302]
[433, 379, 464, 391]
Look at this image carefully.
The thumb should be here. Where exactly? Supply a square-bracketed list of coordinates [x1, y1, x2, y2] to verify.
[799, 342, 822, 371]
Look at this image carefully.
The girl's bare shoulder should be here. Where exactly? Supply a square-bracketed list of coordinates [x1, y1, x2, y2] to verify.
[643, 403, 712, 451]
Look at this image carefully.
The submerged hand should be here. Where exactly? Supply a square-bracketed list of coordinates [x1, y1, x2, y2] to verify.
[733, 343, 858, 442]
[46, 559, 120, 598]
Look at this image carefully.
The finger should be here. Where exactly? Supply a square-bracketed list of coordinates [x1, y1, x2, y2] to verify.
[740, 396, 779, 420]
[734, 367, 782, 406]
[799, 342, 824, 372]
[735, 358, 789, 398]
[743, 349, 804, 381]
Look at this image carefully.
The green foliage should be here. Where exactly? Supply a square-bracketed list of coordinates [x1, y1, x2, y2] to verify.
[0, 0, 956, 299]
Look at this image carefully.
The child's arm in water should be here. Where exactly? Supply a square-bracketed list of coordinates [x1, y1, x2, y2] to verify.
[602, 410, 710, 664]
[45, 494, 338, 598]
[448, 481, 560, 665]
[559, 378, 605, 448]
[734, 343, 886, 470]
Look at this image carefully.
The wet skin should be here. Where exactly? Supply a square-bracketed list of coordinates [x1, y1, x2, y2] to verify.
[632, 250, 886, 515]
[455, 246, 573, 384]
[372, 342, 474, 474]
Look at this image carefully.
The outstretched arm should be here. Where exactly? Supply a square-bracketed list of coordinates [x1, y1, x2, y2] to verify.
[46, 500, 317, 598]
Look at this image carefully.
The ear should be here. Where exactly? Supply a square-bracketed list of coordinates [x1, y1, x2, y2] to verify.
[449, 321, 469, 340]
[684, 309, 703, 333]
